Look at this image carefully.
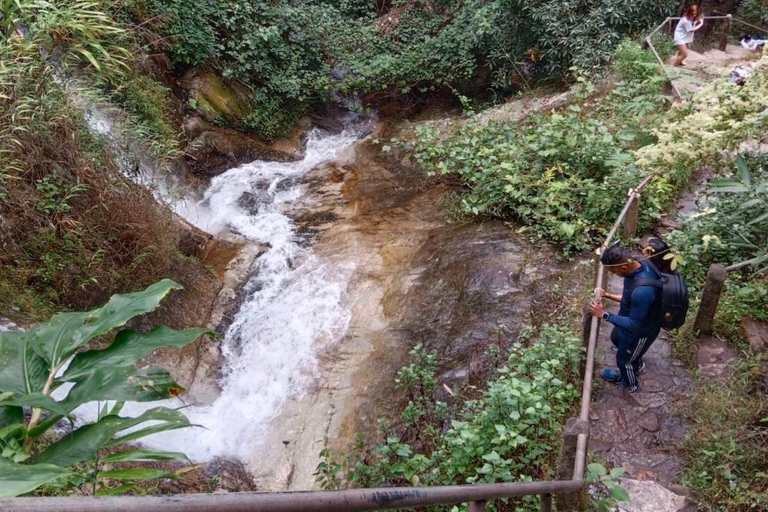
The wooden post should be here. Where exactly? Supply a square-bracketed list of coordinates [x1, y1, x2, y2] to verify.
[694, 264, 727, 334]
[720, 14, 732, 52]
[623, 193, 640, 238]
[555, 418, 589, 511]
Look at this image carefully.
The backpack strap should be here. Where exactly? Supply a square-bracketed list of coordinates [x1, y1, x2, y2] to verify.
[627, 278, 662, 295]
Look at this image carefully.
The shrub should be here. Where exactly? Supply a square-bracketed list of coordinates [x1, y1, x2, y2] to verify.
[393, 42, 671, 251]
[666, 153, 768, 285]
[317, 325, 584, 512]
[0, 280, 211, 497]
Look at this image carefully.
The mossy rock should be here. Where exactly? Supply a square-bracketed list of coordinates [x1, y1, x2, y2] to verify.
[180, 67, 253, 126]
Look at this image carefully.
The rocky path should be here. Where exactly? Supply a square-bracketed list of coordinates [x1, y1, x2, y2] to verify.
[588, 272, 695, 511]
[587, 269, 741, 512]
[666, 43, 757, 96]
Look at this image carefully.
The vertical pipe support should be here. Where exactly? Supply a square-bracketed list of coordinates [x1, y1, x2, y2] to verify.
[540, 493, 553, 512]
[623, 191, 640, 238]
[720, 14, 732, 52]
[555, 418, 589, 510]
[694, 264, 727, 334]
[594, 248, 607, 291]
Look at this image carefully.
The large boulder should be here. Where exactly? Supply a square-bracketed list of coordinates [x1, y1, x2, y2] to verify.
[741, 317, 768, 353]
[179, 67, 254, 126]
[184, 116, 299, 177]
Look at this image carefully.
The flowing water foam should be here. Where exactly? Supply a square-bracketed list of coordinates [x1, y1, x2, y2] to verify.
[72, 127, 361, 461]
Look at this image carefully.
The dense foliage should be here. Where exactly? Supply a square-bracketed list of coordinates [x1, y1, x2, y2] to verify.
[0, 281, 209, 496]
[0, 1, 201, 313]
[316, 326, 584, 512]
[122, 0, 677, 136]
[390, 41, 674, 251]
[667, 154, 768, 284]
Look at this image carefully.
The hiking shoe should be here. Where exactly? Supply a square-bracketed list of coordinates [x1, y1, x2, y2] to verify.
[622, 382, 641, 394]
[637, 359, 647, 374]
[600, 369, 621, 383]
[611, 345, 618, 352]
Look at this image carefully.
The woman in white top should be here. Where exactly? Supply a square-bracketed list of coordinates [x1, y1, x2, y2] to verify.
[674, 5, 704, 66]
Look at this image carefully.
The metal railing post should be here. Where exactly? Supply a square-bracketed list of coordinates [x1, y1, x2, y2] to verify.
[555, 418, 589, 510]
[694, 264, 727, 334]
[623, 192, 640, 238]
[540, 493, 552, 512]
[720, 14, 732, 52]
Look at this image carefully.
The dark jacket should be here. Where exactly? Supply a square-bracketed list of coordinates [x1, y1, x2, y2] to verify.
[606, 260, 662, 338]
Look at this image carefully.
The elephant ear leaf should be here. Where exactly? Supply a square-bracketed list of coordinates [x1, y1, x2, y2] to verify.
[63, 366, 185, 410]
[63, 326, 212, 381]
[37, 407, 190, 467]
[0, 459, 70, 497]
[28, 279, 182, 369]
[0, 331, 48, 395]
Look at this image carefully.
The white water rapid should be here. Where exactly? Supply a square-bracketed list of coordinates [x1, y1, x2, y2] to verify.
[72, 125, 366, 463]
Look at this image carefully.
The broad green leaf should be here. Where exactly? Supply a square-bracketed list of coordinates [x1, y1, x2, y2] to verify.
[64, 326, 212, 380]
[709, 180, 749, 193]
[738, 198, 764, 210]
[609, 467, 627, 478]
[587, 462, 606, 476]
[100, 448, 189, 464]
[0, 406, 23, 429]
[95, 483, 138, 496]
[0, 331, 48, 395]
[747, 212, 768, 227]
[64, 367, 185, 408]
[28, 279, 182, 368]
[98, 468, 176, 481]
[37, 407, 189, 467]
[0, 459, 70, 497]
[27, 414, 65, 441]
[0, 393, 72, 416]
[608, 483, 630, 502]
[736, 154, 751, 187]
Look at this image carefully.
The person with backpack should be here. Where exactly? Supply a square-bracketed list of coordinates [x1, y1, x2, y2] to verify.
[642, 236, 676, 275]
[589, 242, 688, 393]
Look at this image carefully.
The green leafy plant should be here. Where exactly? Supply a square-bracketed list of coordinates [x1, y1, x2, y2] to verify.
[0, 279, 213, 496]
[396, 41, 671, 251]
[317, 325, 584, 511]
[34, 173, 89, 217]
[667, 153, 768, 285]
[586, 463, 629, 512]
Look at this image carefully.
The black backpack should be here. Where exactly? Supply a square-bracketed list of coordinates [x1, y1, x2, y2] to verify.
[627, 263, 690, 330]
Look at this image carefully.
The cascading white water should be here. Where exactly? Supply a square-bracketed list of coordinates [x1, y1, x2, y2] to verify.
[74, 125, 365, 462]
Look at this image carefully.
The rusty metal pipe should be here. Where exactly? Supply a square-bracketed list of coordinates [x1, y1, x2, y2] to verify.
[1, 481, 583, 512]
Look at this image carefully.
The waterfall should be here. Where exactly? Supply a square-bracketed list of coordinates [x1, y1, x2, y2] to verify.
[72, 123, 369, 462]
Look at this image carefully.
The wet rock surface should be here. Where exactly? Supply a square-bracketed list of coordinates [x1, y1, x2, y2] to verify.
[249, 131, 583, 490]
[184, 116, 299, 177]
